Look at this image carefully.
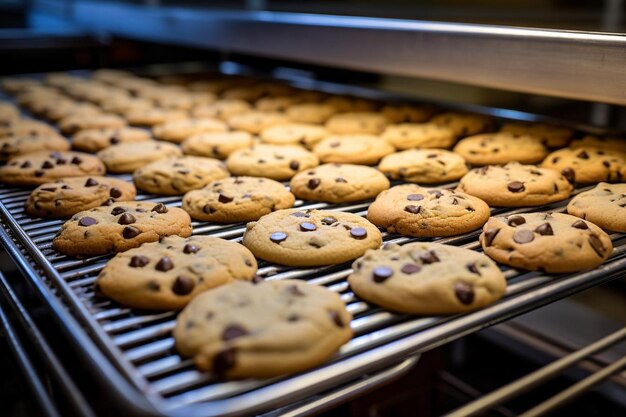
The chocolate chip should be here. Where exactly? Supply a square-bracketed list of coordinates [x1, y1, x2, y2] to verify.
[572, 220, 589, 230]
[203, 205, 216, 214]
[183, 244, 199, 254]
[56, 158, 67, 165]
[222, 324, 248, 341]
[534, 223, 554, 236]
[34, 170, 44, 177]
[287, 285, 305, 296]
[287, 314, 299, 322]
[329, 311, 345, 328]
[483, 228, 500, 246]
[218, 193, 233, 203]
[466, 263, 480, 275]
[111, 206, 126, 216]
[172, 275, 195, 295]
[454, 281, 474, 305]
[350, 227, 367, 239]
[420, 250, 440, 264]
[71, 156, 82, 165]
[122, 226, 140, 239]
[428, 190, 443, 198]
[329, 141, 340, 148]
[147, 281, 160, 292]
[270, 232, 287, 243]
[322, 217, 336, 225]
[129, 255, 149, 268]
[507, 181, 525, 193]
[291, 212, 309, 218]
[151, 203, 168, 213]
[372, 266, 393, 283]
[589, 235, 606, 257]
[577, 150, 589, 159]
[61, 185, 71, 190]
[78, 217, 97, 226]
[213, 348, 237, 374]
[508, 216, 526, 227]
[155, 257, 174, 271]
[20, 161, 31, 168]
[335, 177, 348, 183]
[40, 187, 57, 192]
[407, 194, 424, 201]
[299, 222, 317, 232]
[41, 160, 54, 169]
[401, 263, 422, 274]
[513, 230, 534, 244]
[308, 178, 320, 189]
[561, 167, 575, 182]
[85, 178, 98, 187]
[117, 213, 136, 225]
[289, 160, 300, 170]
[404, 205, 421, 214]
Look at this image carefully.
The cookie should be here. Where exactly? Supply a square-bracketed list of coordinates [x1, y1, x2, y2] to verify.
[99, 96, 153, 115]
[431, 112, 494, 138]
[1, 77, 42, 93]
[173, 279, 352, 378]
[286, 102, 337, 124]
[325, 112, 387, 135]
[91, 69, 134, 84]
[348, 242, 506, 314]
[367, 185, 490, 237]
[72, 127, 152, 152]
[133, 156, 229, 195]
[42, 101, 103, 122]
[289, 163, 390, 203]
[243, 209, 382, 266]
[25, 176, 136, 218]
[260, 123, 329, 148]
[97, 141, 182, 174]
[381, 123, 457, 150]
[226, 111, 290, 134]
[567, 183, 626, 232]
[52, 201, 192, 257]
[314, 135, 395, 165]
[480, 212, 613, 273]
[325, 96, 378, 112]
[226, 144, 319, 180]
[0, 151, 106, 186]
[58, 113, 127, 135]
[152, 118, 228, 143]
[183, 176, 295, 222]
[457, 163, 573, 207]
[192, 99, 252, 120]
[0, 102, 20, 124]
[453, 132, 548, 165]
[500, 122, 573, 148]
[380, 104, 437, 124]
[0, 119, 58, 138]
[570, 135, 626, 153]
[0, 133, 70, 162]
[151, 91, 216, 110]
[181, 131, 253, 160]
[44, 72, 82, 89]
[540, 146, 626, 184]
[125, 107, 188, 127]
[255, 96, 302, 112]
[378, 149, 469, 183]
[221, 85, 267, 102]
[96, 235, 257, 310]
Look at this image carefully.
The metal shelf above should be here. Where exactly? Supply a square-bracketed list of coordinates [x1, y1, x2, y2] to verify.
[70, 1, 626, 105]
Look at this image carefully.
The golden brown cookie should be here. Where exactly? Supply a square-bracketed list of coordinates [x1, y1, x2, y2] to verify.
[314, 135, 395, 165]
[181, 131, 253, 160]
[226, 144, 319, 180]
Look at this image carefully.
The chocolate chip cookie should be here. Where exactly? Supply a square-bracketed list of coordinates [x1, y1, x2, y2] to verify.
[0, 119, 57, 138]
[290, 163, 390, 203]
[133, 156, 229, 195]
[0, 102, 20, 124]
[181, 131, 253, 160]
[152, 118, 228, 143]
[58, 113, 127, 135]
[381, 123, 457, 150]
[480, 212, 613, 273]
[243, 209, 382, 266]
[348, 242, 506, 314]
[378, 149, 469, 183]
[380, 104, 437, 124]
[226, 111, 290, 134]
[226, 144, 319, 180]
[457, 163, 573, 207]
[173, 279, 352, 378]
[285, 102, 337, 124]
[96, 235, 257, 310]
[192, 99, 252, 120]
[541, 146, 626, 184]
[260, 123, 329, 148]
[569, 135, 626, 153]
[183, 176, 295, 222]
[325, 112, 388, 135]
[97, 141, 182, 174]
[367, 185, 490, 237]
[71, 127, 151, 152]
[500, 122, 574, 149]
[431, 111, 494, 138]
[453, 132, 549, 165]
[567, 183, 626, 232]
[314, 135, 395, 165]
[0, 132, 70, 162]
[25, 176, 136, 218]
[53, 201, 192, 257]
[0, 151, 105, 186]
[124, 107, 188, 127]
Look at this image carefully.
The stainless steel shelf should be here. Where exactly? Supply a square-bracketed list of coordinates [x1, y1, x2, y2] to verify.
[71, 1, 626, 105]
